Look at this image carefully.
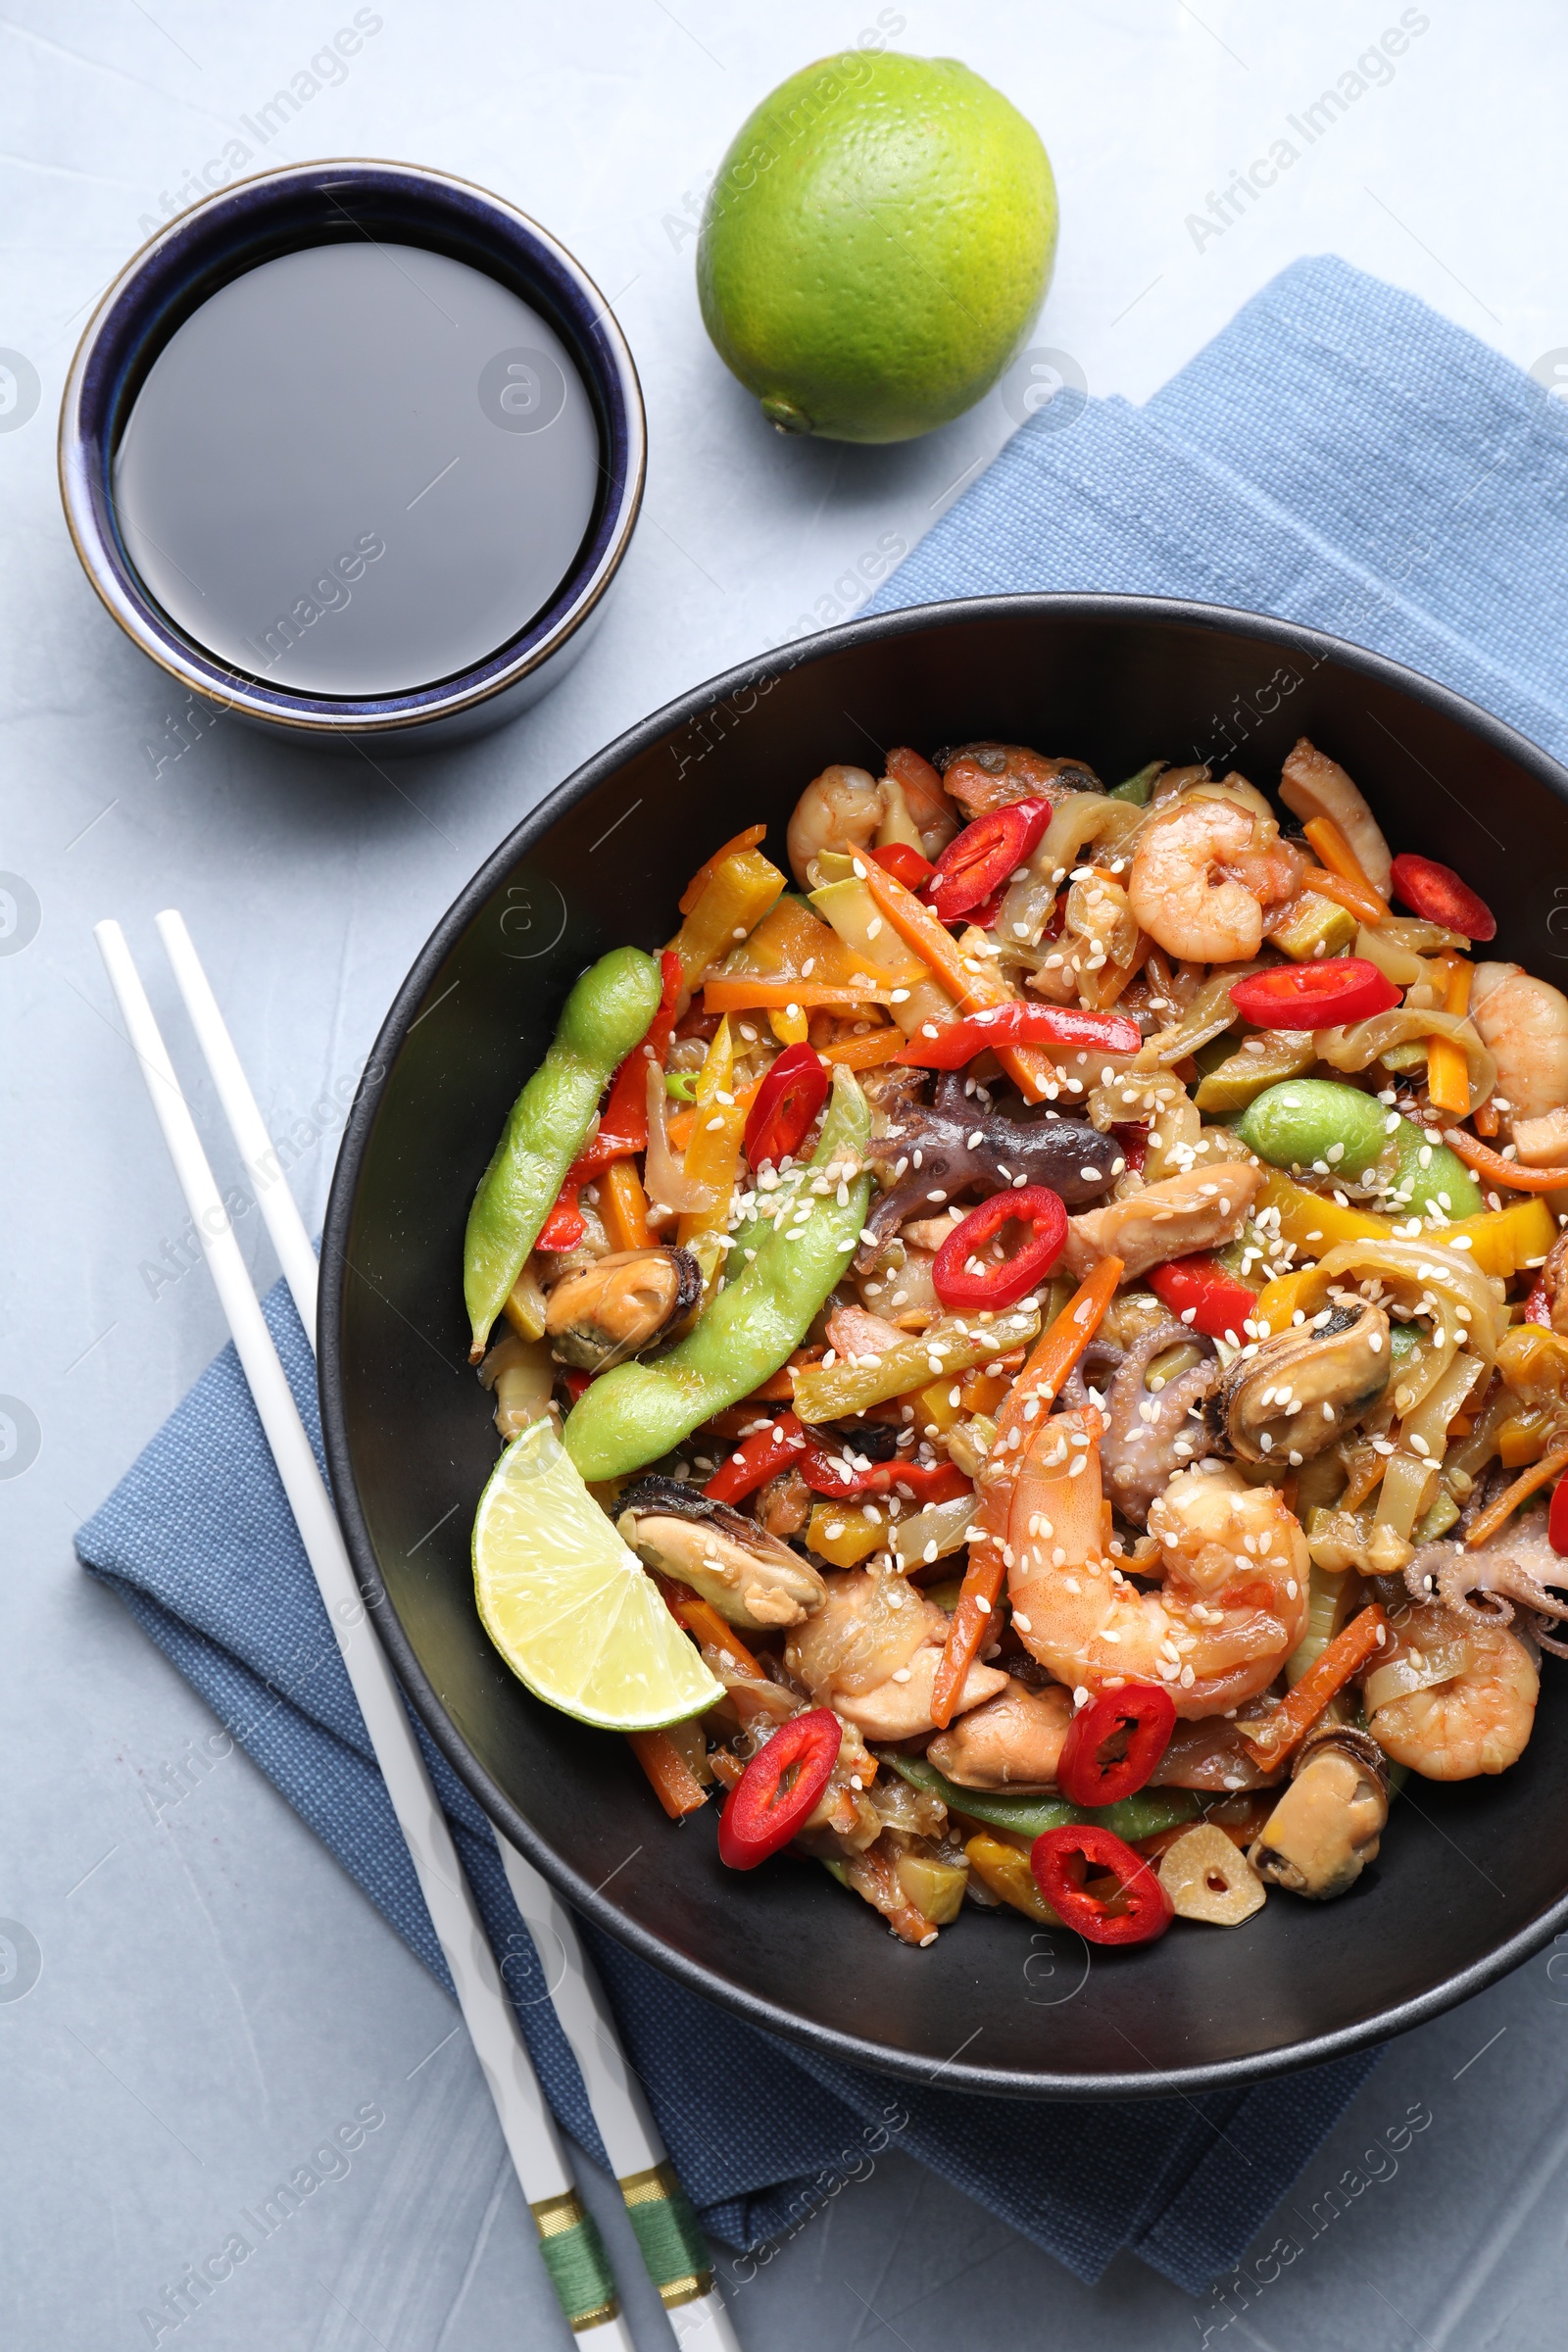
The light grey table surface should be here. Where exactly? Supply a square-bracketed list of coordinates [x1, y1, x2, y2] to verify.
[5, 2, 1567, 2344]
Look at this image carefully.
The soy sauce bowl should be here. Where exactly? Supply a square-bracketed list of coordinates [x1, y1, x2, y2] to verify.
[320, 592, 1568, 2099]
[59, 159, 644, 749]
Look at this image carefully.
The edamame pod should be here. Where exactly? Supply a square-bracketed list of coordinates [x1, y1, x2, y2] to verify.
[882, 1753, 1200, 1843]
[1237, 1077, 1483, 1218]
[564, 1068, 872, 1482]
[464, 947, 662, 1359]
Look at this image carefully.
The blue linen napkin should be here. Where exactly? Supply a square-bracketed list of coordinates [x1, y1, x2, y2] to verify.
[80, 252, 1562, 2293]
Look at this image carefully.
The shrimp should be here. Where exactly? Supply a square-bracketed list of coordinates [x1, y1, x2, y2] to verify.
[787, 763, 884, 887]
[1471, 963, 1568, 1126]
[1059, 1161, 1263, 1285]
[883, 746, 958, 860]
[1005, 1413, 1308, 1717]
[1363, 1599, 1538, 1779]
[1127, 798, 1293, 962]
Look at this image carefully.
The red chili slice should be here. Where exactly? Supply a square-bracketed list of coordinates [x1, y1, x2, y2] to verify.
[1390, 853, 1496, 943]
[932, 1187, 1067, 1310]
[1055, 1684, 1177, 1807]
[704, 1412, 808, 1504]
[1228, 957, 1399, 1031]
[1031, 1824, 1174, 1946]
[926, 798, 1054, 921]
[1550, 1472, 1568, 1558]
[716, 1708, 843, 1869]
[1147, 1253, 1258, 1342]
[744, 1042, 829, 1168]
[872, 842, 935, 890]
[893, 1003, 1143, 1069]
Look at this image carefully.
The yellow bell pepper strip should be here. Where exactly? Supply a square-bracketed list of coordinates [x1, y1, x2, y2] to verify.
[677, 824, 767, 914]
[1454, 1196, 1556, 1277]
[564, 1069, 871, 1482]
[791, 1298, 1043, 1424]
[965, 1832, 1063, 1924]
[1257, 1176, 1554, 1293]
[597, 1157, 652, 1253]
[931, 1256, 1122, 1730]
[1255, 1168, 1391, 1254]
[769, 1005, 810, 1045]
[665, 845, 785, 1003]
[1426, 959, 1474, 1118]
[676, 1018, 747, 1255]
[713, 894, 899, 990]
[859, 860, 1061, 1102]
[807, 1501, 890, 1567]
[464, 947, 662, 1360]
[1252, 1265, 1322, 1338]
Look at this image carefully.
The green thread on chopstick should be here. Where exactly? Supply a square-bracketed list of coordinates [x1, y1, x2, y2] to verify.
[530, 2190, 618, 2332]
[619, 2161, 714, 2308]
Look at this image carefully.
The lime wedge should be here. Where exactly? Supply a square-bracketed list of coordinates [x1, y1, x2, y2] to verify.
[472, 1417, 722, 1731]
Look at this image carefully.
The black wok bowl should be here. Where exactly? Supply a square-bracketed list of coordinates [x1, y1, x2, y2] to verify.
[320, 593, 1568, 2097]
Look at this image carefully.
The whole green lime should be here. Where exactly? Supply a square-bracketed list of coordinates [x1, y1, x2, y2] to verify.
[697, 52, 1057, 444]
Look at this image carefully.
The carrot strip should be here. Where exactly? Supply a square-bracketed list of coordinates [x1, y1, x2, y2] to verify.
[1474, 1097, 1501, 1138]
[930, 1255, 1124, 1729]
[1302, 815, 1390, 915]
[746, 1345, 825, 1401]
[1462, 1432, 1568, 1549]
[1442, 1128, 1568, 1193]
[598, 1156, 651, 1251]
[859, 862, 1062, 1101]
[625, 1730, 709, 1819]
[816, 1026, 906, 1069]
[1427, 958, 1473, 1118]
[657, 1578, 763, 1680]
[1299, 863, 1391, 928]
[1240, 1605, 1391, 1766]
[678, 823, 768, 915]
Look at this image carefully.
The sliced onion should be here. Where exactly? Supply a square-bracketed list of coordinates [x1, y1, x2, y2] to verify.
[996, 793, 1144, 947]
[643, 1063, 722, 1213]
[892, 1493, 976, 1572]
[1312, 1236, 1508, 1361]
[1363, 1637, 1474, 1716]
[1315, 1007, 1496, 1115]
[1402, 1348, 1487, 1457]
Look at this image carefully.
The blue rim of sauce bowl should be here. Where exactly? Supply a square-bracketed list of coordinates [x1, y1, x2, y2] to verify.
[59, 158, 646, 739]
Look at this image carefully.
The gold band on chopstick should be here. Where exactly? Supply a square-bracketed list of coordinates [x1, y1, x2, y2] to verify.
[618, 2160, 714, 2308]
[529, 2188, 619, 2332]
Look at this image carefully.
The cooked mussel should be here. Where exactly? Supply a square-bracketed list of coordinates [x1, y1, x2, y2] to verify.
[616, 1476, 827, 1630]
[544, 1247, 702, 1372]
[1216, 1301, 1390, 1465]
[1248, 1725, 1389, 1900]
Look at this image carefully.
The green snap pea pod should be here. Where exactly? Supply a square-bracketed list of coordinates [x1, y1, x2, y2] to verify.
[1237, 1078, 1387, 1179]
[1237, 1078, 1483, 1219]
[882, 1753, 1199, 1843]
[464, 946, 662, 1360]
[563, 1068, 872, 1482]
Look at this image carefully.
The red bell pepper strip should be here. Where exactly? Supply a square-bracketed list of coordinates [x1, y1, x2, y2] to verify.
[1228, 958, 1399, 1031]
[536, 1191, 587, 1250]
[1390, 853, 1496, 943]
[798, 1451, 972, 1506]
[1147, 1253, 1258, 1342]
[1030, 1824, 1174, 1946]
[892, 1003, 1143, 1068]
[1110, 1120, 1149, 1173]
[926, 799, 1054, 921]
[1054, 1685, 1176, 1808]
[932, 1187, 1067, 1311]
[872, 842, 935, 890]
[704, 1411, 808, 1504]
[716, 1708, 843, 1868]
[744, 1041, 828, 1167]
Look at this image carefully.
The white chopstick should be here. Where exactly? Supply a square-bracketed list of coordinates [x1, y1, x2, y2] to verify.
[152, 910, 742, 2352]
[96, 919, 635, 2350]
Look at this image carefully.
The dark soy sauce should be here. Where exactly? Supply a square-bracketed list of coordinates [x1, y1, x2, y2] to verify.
[113, 242, 601, 696]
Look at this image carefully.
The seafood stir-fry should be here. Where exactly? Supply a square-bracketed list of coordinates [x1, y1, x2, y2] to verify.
[464, 737, 1568, 1949]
